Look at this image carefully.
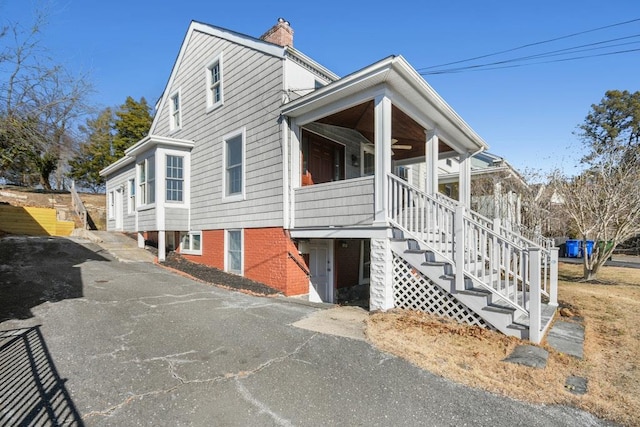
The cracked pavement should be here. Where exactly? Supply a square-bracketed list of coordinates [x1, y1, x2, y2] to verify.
[0, 236, 612, 426]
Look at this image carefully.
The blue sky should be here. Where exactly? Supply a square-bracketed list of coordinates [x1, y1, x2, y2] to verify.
[2, 0, 639, 175]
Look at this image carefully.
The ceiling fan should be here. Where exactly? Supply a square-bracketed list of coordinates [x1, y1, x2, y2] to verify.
[391, 138, 412, 154]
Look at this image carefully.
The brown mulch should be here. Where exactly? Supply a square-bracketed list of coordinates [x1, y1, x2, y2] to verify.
[160, 252, 282, 296]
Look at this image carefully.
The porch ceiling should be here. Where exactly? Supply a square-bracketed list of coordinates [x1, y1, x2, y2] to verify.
[316, 101, 455, 161]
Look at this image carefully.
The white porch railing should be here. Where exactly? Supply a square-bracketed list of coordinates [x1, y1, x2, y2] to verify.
[387, 174, 558, 341]
[436, 191, 558, 302]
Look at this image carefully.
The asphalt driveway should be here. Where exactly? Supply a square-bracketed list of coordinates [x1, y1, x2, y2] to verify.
[0, 236, 611, 426]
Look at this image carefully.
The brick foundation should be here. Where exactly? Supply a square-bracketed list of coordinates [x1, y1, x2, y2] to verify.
[181, 227, 308, 296]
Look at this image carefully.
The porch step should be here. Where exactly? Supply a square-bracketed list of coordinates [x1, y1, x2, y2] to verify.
[457, 287, 491, 298]
[389, 227, 556, 342]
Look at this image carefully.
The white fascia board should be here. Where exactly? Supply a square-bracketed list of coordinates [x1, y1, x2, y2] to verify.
[391, 56, 489, 151]
[192, 21, 285, 57]
[289, 226, 390, 239]
[99, 156, 134, 177]
[125, 135, 195, 157]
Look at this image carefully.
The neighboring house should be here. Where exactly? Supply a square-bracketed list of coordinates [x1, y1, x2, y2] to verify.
[100, 19, 557, 343]
[437, 151, 527, 231]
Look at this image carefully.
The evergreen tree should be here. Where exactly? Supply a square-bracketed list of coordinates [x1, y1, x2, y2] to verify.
[68, 97, 153, 192]
[68, 108, 114, 192]
[112, 96, 153, 157]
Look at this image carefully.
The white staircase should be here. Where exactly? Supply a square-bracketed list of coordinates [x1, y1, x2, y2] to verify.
[386, 174, 558, 343]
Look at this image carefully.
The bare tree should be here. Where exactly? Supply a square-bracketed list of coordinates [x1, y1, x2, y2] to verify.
[0, 7, 92, 189]
[553, 90, 640, 280]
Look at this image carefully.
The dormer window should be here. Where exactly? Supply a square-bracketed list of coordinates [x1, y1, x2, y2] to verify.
[169, 90, 181, 131]
[206, 53, 224, 111]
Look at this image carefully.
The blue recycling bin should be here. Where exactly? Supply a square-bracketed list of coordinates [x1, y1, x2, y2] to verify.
[583, 240, 594, 257]
[565, 240, 580, 258]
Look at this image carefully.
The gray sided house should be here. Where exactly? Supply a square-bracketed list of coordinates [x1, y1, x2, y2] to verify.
[101, 19, 559, 343]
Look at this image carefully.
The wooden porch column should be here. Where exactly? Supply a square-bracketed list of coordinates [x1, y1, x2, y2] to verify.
[425, 129, 439, 195]
[458, 151, 472, 208]
[373, 94, 392, 225]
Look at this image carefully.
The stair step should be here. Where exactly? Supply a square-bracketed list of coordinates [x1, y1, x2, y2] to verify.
[483, 303, 516, 314]
[457, 288, 491, 298]
[506, 322, 528, 331]
[422, 261, 446, 267]
[405, 249, 426, 254]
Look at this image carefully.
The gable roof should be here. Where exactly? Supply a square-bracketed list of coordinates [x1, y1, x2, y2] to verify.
[149, 20, 339, 134]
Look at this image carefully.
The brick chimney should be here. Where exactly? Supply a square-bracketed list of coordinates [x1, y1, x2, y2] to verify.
[260, 18, 293, 47]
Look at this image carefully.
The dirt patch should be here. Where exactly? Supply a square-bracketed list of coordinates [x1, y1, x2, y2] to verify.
[160, 252, 282, 296]
[366, 262, 640, 426]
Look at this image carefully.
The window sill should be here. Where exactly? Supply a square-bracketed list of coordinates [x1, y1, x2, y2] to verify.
[181, 250, 202, 256]
[222, 194, 245, 203]
[137, 204, 156, 211]
[206, 101, 223, 114]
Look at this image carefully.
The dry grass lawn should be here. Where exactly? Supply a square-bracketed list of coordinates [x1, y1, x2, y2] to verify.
[365, 262, 640, 426]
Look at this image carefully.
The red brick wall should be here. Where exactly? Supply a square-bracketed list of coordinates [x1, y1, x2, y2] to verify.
[244, 228, 308, 296]
[181, 227, 308, 296]
[181, 229, 224, 269]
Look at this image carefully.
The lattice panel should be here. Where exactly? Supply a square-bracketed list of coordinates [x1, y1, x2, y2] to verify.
[392, 253, 490, 329]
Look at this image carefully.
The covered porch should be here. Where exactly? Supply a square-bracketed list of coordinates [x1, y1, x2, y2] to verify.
[282, 56, 488, 233]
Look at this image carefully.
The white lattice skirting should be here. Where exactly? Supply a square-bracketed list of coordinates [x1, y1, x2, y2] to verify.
[392, 253, 490, 328]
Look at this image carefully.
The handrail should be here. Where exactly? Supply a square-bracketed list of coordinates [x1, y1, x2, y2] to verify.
[287, 251, 310, 277]
[386, 173, 557, 320]
[70, 181, 88, 229]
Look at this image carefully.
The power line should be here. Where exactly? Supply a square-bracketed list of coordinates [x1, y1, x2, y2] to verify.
[421, 34, 640, 75]
[423, 47, 640, 75]
[417, 17, 640, 72]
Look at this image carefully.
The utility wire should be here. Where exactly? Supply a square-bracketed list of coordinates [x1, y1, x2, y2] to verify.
[417, 17, 640, 72]
[422, 34, 640, 74]
[424, 47, 640, 75]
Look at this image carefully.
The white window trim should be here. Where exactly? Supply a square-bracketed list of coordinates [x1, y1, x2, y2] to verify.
[361, 144, 375, 177]
[205, 52, 224, 112]
[108, 191, 115, 219]
[137, 155, 156, 209]
[165, 154, 184, 204]
[221, 127, 246, 202]
[180, 231, 202, 255]
[127, 179, 135, 214]
[225, 229, 243, 275]
[169, 88, 182, 132]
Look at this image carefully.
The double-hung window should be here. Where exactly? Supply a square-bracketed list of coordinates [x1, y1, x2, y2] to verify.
[127, 179, 135, 213]
[205, 54, 223, 110]
[138, 156, 155, 205]
[169, 90, 181, 131]
[166, 155, 184, 202]
[226, 229, 242, 274]
[223, 130, 244, 199]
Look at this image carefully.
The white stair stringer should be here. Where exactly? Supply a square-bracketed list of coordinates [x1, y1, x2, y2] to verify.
[390, 238, 532, 340]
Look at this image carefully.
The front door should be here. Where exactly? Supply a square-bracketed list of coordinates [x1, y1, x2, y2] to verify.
[308, 241, 333, 303]
[114, 187, 124, 230]
[308, 140, 335, 184]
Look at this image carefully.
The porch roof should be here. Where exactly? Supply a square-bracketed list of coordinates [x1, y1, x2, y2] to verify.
[281, 56, 489, 153]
